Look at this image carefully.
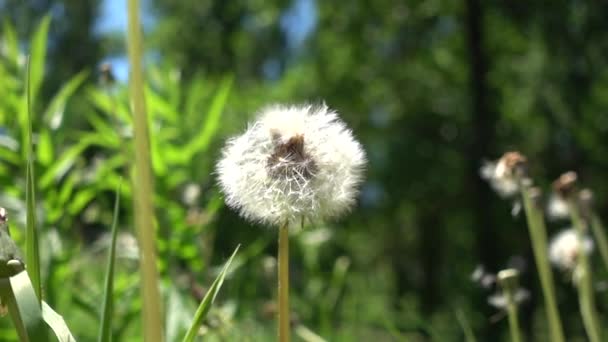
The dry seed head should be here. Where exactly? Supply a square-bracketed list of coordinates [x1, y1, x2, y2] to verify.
[480, 151, 528, 197]
[496, 152, 528, 179]
[552, 171, 578, 199]
[217, 104, 366, 226]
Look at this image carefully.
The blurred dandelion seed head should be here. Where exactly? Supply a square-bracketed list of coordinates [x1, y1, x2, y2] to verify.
[547, 193, 570, 220]
[480, 152, 528, 198]
[549, 228, 593, 272]
[488, 288, 530, 309]
[217, 104, 366, 226]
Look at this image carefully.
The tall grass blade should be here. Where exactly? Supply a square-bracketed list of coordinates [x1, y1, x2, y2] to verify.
[127, 0, 163, 340]
[98, 182, 122, 342]
[25, 56, 42, 305]
[182, 245, 240, 342]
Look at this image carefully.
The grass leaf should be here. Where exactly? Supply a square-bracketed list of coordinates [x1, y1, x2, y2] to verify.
[25, 56, 42, 305]
[42, 301, 76, 342]
[0, 272, 48, 342]
[29, 15, 51, 102]
[98, 181, 121, 342]
[182, 245, 240, 342]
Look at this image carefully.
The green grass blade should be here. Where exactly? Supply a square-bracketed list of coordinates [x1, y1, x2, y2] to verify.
[25, 56, 42, 305]
[455, 309, 476, 342]
[182, 245, 240, 342]
[0, 272, 48, 342]
[2, 20, 19, 65]
[43, 70, 89, 129]
[29, 15, 51, 102]
[42, 301, 76, 342]
[98, 182, 121, 342]
[127, 0, 163, 340]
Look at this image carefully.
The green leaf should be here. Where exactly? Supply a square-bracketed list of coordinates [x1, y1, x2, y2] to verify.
[43, 71, 89, 129]
[42, 301, 76, 342]
[38, 136, 98, 189]
[182, 245, 240, 342]
[29, 15, 51, 102]
[67, 189, 97, 215]
[2, 20, 20, 66]
[0, 272, 48, 342]
[36, 130, 54, 167]
[181, 76, 233, 161]
[98, 182, 121, 342]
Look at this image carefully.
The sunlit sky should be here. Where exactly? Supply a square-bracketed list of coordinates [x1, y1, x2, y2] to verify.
[95, 0, 317, 82]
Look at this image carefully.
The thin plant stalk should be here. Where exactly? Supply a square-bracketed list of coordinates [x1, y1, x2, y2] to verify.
[498, 269, 523, 342]
[505, 296, 522, 342]
[568, 201, 602, 342]
[127, 0, 163, 340]
[589, 212, 608, 273]
[278, 221, 290, 342]
[520, 186, 564, 342]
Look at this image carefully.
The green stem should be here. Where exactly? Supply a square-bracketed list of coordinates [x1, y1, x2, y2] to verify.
[278, 222, 290, 342]
[590, 213, 608, 274]
[505, 298, 522, 342]
[127, 0, 163, 340]
[520, 187, 564, 342]
[568, 200, 602, 342]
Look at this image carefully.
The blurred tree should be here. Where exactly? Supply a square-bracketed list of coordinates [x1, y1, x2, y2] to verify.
[0, 0, 102, 90]
[151, 0, 290, 79]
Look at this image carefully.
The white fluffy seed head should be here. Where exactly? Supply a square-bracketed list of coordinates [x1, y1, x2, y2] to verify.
[549, 228, 593, 271]
[216, 104, 366, 227]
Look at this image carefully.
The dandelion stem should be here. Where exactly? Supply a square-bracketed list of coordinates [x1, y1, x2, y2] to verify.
[278, 221, 290, 342]
[590, 213, 608, 273]
[498, 269, 523, 342]
[520, 186, 565, 342]
[568, 200, 602, 342]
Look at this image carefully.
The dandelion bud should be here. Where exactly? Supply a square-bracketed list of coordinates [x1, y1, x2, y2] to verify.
[217, 104, 366, 226]
[552, 171, 578, 199]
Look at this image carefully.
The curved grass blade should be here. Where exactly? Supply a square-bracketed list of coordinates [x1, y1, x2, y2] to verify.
[182, 245, 240, 342]
[0, 271, 48, 342]
[42, 301, 76, 342]
[98, 182, 121, 342]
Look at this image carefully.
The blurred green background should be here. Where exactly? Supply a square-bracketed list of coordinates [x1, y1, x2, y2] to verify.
[1, 0, 608, 341]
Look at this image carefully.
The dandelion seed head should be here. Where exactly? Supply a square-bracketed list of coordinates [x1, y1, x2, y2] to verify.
[549, 228, 593, 271]
[488, 288, 530, 309]
[480, 152, 528, 198]
[217, 104, 366, 226]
